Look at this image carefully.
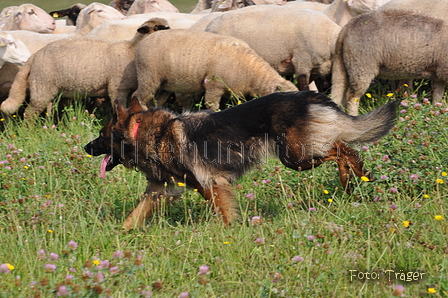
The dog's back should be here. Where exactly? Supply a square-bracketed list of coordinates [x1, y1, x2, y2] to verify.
[178, 91, 397, 180]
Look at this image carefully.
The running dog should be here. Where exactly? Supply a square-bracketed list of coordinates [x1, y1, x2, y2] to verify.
[84, 91, 398, 229]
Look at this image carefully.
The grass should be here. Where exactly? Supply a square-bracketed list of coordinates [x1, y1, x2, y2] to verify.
[0, 90, 447, 297]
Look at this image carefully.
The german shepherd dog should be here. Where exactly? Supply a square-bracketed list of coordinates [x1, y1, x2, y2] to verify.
[84, 91, 397, 229]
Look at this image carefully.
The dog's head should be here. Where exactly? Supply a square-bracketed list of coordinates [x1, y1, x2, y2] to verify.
[84, 98, 145, 178]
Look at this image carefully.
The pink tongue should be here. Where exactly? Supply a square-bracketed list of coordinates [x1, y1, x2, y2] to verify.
[100, 155, 111, 178]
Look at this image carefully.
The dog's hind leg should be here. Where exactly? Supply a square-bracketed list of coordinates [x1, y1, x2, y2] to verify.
[199, 177, 240, 225]
[321, 142, 374, 190]
[122, 182, 180, 230]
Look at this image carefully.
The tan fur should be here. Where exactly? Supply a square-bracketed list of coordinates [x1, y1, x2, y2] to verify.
[85, 92, 397, 229]
[331, 9, 448, 115]
[204, 6, 341, 91]
[0, 19, 169, 119]
[133, 29, 298, 110]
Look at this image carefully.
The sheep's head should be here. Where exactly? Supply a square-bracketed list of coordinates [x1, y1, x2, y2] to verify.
[137, 18, 170, 35]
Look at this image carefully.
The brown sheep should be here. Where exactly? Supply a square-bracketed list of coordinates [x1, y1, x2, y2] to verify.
[0, 18, 170, 119]
[133, 29, 298, 110]
[331, 9, 448, 115]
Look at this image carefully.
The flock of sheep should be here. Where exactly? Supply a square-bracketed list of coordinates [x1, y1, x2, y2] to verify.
[0, 0, 447, 120]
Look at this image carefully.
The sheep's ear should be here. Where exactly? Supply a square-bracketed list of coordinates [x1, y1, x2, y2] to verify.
[137, 25, 150, 34]
[14, 12, 23, 23]
[129, 97, 144, 114]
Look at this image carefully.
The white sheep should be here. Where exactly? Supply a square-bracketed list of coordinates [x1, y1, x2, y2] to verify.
[378, 0, 448, 18]
[1, 4, 56, 33]
[0, 6, 18, 30]
[0, 3, 126, 100]
[287, 0, 391, 26]
[205, 6, 341, 91]
[126, 0, 179, 15]
[88, 12, 204, 41]
[0, 32, 31, 68]
[0, 18, 170, 119]
[75, 2, 125, 36]
[191, 0, 287, 14]
[133, 29, 298, 110]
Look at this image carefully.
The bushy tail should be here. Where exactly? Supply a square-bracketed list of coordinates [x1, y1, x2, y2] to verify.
[339, 100, 399, 143]
[0, 55, 33, 114]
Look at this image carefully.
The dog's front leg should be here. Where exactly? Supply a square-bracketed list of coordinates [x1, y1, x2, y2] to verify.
[201, 177, 240, 225]
[122, 182, 179, 230]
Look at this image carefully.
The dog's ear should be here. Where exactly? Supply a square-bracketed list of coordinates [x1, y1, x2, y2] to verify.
[114, 99, 128, 124]
[129, 97, 144, 114]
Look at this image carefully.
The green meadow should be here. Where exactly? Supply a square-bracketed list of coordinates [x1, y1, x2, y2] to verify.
[0, 89, 447, 297]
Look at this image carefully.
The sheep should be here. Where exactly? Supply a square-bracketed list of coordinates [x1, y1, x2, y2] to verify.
[126, 0, 179, 15]
[1, 4, 56, 33]
[204, 6, 341, 91]
[0, 3, 125, 99]
[75, 2, 125, 35]
[49, 3, 87, 26]
[331, 9, 448, 115]
[377, 0, 448, 93]
[132, 29, 298, 111]
[0, 32, 31, 68]
[88, 12, 204, 41]
[287, 0, 391, 26]
[109, 0, 135, 15]
[191, 0, 253, 13]
[0, 6, 18, 30]
[0, 18, 170, 119]
[284, 1, 329, 10]
[189, 12, 224, 31]
[378, 0, 448, 18]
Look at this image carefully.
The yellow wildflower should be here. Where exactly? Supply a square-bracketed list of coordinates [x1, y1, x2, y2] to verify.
[328, 198, 333, 203]
[361, 176, 370, 182]
[403, 84, 409, 87]
[47, 229, 53, 233]
[93, 260, 100, 266]
[386, 93, 394, 97]
[177, 182, 185, 187]
[323, 190, 329, 194]
[436, 179, 444, 184]
[428, 288, 436, 294]
[434, 215, 444, 221]
[24, 166, 29, 169]
[7, 263, 14, 271]
[402, 221, 410, 228]
[223, 241, 230, 245]
[423, 194, 430, 199]
[442, 172, 447, 176]
[365, 93, 372, 98]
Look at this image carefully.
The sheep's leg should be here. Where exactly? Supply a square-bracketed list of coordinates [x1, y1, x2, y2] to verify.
[24, 86, 59, 120]
[133, 76, 160, 108]
[197, 177, 240, 225]
[175, 93, 193, 111]
[296, 74, 310, 91]
[330, 55, 348, 106]
[122, 182, 180, 230]
[432, 80, 445, 104]
[204, 83, 226, 111]
[154, 89, 172, 107]
[345, 76, 373, 116]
